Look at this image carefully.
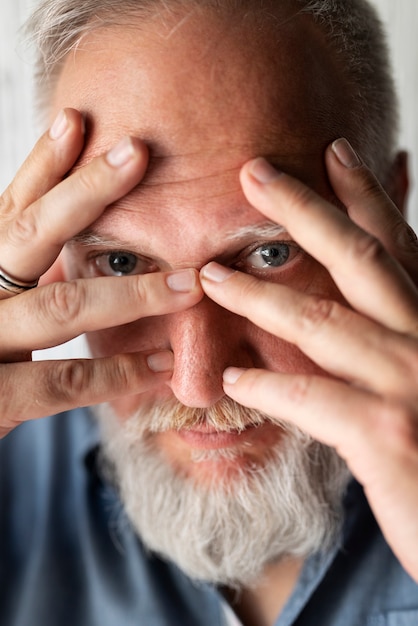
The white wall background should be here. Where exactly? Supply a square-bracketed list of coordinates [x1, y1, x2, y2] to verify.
[0, 1, 417, 359]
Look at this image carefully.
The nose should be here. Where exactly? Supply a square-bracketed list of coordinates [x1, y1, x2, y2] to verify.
[167, 298, 252, 408]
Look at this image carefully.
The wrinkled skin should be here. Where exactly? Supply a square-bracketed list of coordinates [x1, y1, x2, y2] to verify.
[0, 5, 417, 625]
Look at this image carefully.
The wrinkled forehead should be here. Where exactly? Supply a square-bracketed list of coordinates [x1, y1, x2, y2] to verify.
[51, 4, 349, 177]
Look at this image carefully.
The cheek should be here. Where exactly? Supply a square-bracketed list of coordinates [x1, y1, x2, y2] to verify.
[286, 255, 344, 301]
[88, 319, 174, 419]
[110, 387, 173, 421]
[247, 264, 343, 376]
[248, 327, 325, 376]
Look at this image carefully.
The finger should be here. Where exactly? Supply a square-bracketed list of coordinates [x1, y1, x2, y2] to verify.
[0, 351, 174, 437]
[201, 263, 418, 395]
[222, 366, 377, 452]
[326, 140, 418, 282]
[2, 108, 85, 211]
[222, 365, 418, 581]
[239, 157, 418, 334]
[0, 269, 203, 358]
[0, 135, 149, 284]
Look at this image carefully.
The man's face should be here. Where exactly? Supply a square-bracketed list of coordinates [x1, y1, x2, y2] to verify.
[52, 6, 348, 483]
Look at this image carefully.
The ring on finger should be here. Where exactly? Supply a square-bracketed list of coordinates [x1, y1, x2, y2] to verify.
[0, 265, 39, 295]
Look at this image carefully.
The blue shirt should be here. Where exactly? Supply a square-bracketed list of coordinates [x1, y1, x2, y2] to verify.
[0, 408, 417, 626]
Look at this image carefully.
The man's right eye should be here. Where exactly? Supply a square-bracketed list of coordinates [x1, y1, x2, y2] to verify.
[94, 251, 141, 276]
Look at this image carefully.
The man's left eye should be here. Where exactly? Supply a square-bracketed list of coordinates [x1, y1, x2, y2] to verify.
[244, 242, 295, 269]
[94, 251, 140, 276]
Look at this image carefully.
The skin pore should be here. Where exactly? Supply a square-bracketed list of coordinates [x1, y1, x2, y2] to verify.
[49, 5, 355, 625]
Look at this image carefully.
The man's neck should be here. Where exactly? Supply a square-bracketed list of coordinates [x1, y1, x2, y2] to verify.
[223, 558, 304, 626]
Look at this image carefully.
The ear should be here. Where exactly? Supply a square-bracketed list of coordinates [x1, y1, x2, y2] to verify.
[38, 254, 66, 287]
[383, 150, 409, 217]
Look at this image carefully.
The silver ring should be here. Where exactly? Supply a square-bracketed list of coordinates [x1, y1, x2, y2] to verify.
[0, 266, 39, 295]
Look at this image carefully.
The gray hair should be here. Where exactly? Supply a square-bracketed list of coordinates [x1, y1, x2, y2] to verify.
[25, 0, 398, 177]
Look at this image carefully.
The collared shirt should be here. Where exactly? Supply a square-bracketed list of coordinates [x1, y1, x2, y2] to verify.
[0, 408, 417, 626]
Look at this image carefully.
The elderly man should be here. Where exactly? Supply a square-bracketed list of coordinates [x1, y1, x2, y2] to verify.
[0, 0, 417, 624]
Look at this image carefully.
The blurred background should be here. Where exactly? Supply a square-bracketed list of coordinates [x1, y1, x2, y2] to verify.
[0, 0, 417, 360]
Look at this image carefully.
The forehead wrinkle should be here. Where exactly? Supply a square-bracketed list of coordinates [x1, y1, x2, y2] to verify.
[141, 158, 241, 188]
[108, 147, 322, 214]
[141, 147, 319, 186]
[97, 187, 242, 224]
[71, 149, 318, 213]
[72, 113, 315, 173]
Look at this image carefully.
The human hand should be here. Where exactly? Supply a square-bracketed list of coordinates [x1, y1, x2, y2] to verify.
[0, 108, 203, 437]
[200, 139, 418, 581]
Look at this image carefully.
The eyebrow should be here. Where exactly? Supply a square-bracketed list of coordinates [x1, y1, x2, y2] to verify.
[69, 220, 286, 249]
[225, 221, 286, 241]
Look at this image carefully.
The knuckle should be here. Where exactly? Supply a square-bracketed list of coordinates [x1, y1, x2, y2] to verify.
[357, 170, 384, 200]
[286, 375, 313, 405]
[387, 216, 415, 246]
[0, 369, 21, 432]
[7, 212, 39, 246]
[393, 342, 418, 398]
[47, 360, 89, 404]
[238, 275, 268, 305]
[285, 183, 316, 214]
[43, 355, 137, 410]
[347, 231, 386, 266]
[396, 338, 418, 375]
[391, 221, 418, 266]
[0, 188, 17, 214]
[375, 401, 418, 452]
[111, 353, 136, 388]
[76, 167, 100, 196]
[131, 277, 150, 307]
[298, 295, 339, 331]
[45, 280, 84, 324]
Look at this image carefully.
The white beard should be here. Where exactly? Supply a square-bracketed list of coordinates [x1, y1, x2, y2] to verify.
[95, 397, 350, 588]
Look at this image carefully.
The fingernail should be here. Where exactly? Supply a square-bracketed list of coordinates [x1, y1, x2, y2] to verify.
[49, 109, 68, 140]
[223, 367, 246, 385]
[201, 262, 235, 283]
[147, 351, 174, 373]
[166, 269, 197, 292]
[106, 137, 136, 167]
[249, 157, 282, 184]
[332, 138, 362, 169]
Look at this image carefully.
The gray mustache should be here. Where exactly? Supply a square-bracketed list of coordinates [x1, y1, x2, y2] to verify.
[132, 396, 275, 434]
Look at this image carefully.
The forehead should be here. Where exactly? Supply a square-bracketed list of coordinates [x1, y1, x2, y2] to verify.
[53, 7, 348, 150]
[51, 6, 348, 238]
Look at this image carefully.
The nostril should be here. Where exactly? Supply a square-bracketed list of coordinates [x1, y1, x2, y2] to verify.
[169, 360, 225, 409]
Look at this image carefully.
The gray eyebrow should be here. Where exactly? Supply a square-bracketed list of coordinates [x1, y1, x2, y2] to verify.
[225, 221, 286, 241]
[69, 221, 286, 249]
[68, 232, 126, 247]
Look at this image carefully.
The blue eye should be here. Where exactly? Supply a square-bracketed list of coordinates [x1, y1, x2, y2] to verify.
[95, 251, 138, 276]
[247, 243, 291, 269]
